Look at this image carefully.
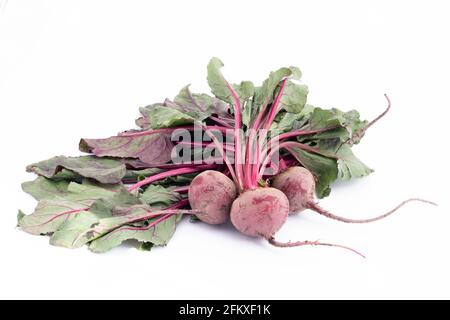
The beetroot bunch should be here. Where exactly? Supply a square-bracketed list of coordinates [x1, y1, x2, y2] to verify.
[17, 58, 435, 255]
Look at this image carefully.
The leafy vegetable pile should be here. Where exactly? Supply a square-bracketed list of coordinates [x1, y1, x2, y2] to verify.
[18, 58, 396, 253]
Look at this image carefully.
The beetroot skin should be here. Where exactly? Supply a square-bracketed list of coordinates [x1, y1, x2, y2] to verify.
[272, 166, 315, 213]
[188, 170, 237, 224]
[230, 187, 289, 238]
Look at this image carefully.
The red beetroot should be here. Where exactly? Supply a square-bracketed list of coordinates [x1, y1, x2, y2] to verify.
[188, 170, 237, 224]
[230, 188, 289, 238]
[272, 166, 314, 213]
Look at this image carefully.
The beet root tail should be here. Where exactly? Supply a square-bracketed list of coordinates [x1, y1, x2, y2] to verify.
[267, 237, 366, 258]
[307, 198, 437, 224]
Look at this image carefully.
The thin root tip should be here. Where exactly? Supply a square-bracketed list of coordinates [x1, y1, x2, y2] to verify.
[267, 237, 366, 258]
[409, 198, 438, 207]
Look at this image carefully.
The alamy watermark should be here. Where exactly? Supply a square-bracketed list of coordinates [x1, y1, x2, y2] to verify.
[169, 126, 280, 176]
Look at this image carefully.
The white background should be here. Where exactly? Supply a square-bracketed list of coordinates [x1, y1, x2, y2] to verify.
[0, 0, 449, 299]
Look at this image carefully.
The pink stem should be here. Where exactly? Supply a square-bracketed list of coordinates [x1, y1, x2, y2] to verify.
[127, 165, 215, 191]
[209, 116, 234, 128]
[172, 185, 189, 193]
[31, 208, 88, 228]
[167, 199, 190, 209]
[281, 141, 338, 159]
[275, 127, 339, 142]
[177, 141, 235, 152]
[251, 138, 260, 188]
[200, 123, 238, 186]
[106, 199, 191, 233]
[226, 83, 244, 191]
[143, 162, 223, 169]
[251, 79, 288, 187]
[262, 79, 288, 131]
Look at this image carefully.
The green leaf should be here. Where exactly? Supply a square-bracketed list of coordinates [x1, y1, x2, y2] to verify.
[303, 107, 368, 143]
[173, 85, 229, 116]
[174, 85, 207, 113]
[91, 189, 144, 213]
[297, 108, 360, 151]
[138, 86, 230, 129]
[289, 66, 302, 80]
[147, 105, 197, 128]
[332, 108, 368, 145]
[22, 177, 69, 201]
[49, 189, 143, 248]
[152, 172, 198, 187]
[49, 210, 102, 248]
[17, 210, 25, 224]
[26, 156, 127, 184]
[276, 112, 299, 132]
[51, 169, 81, 181]
[306, 108, 343, 130]
[207, 57, 232, 104]
[140, 185, 181, 207]
[272, 104, 316, 134]
[18, 200, 88, 236]
[280, 81, 309, 113]
[232, 81, 255, 101]
[18, 181, 124, 236]
[332, 108, 368, 134]
[123, 168, 163, 182]
[254, 66, 301, 107]
[88, 213, 182, 253]
[336, 144, 373, 180]
[286, 147, 338, 198]
[80, 133, 173, 165]
[65, 180, 124, 201]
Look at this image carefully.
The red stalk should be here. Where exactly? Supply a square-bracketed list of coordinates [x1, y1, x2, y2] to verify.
[177, 141, 235, 152]
[226, 83, 244, 191]
[31, 207, 88, 228]
[101, 199, 191, 234]
[246, 101, 272, 190]
[172, 185, 189, 193]
[139, 162, 222, 170]
[127, 165, 216, 191]
[262, 79, 288, 131]
[248, 79, 288, 187]
[200, 124, 238, 186]
[209, 116, 234, 128]
[275, 127, 339, 142]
